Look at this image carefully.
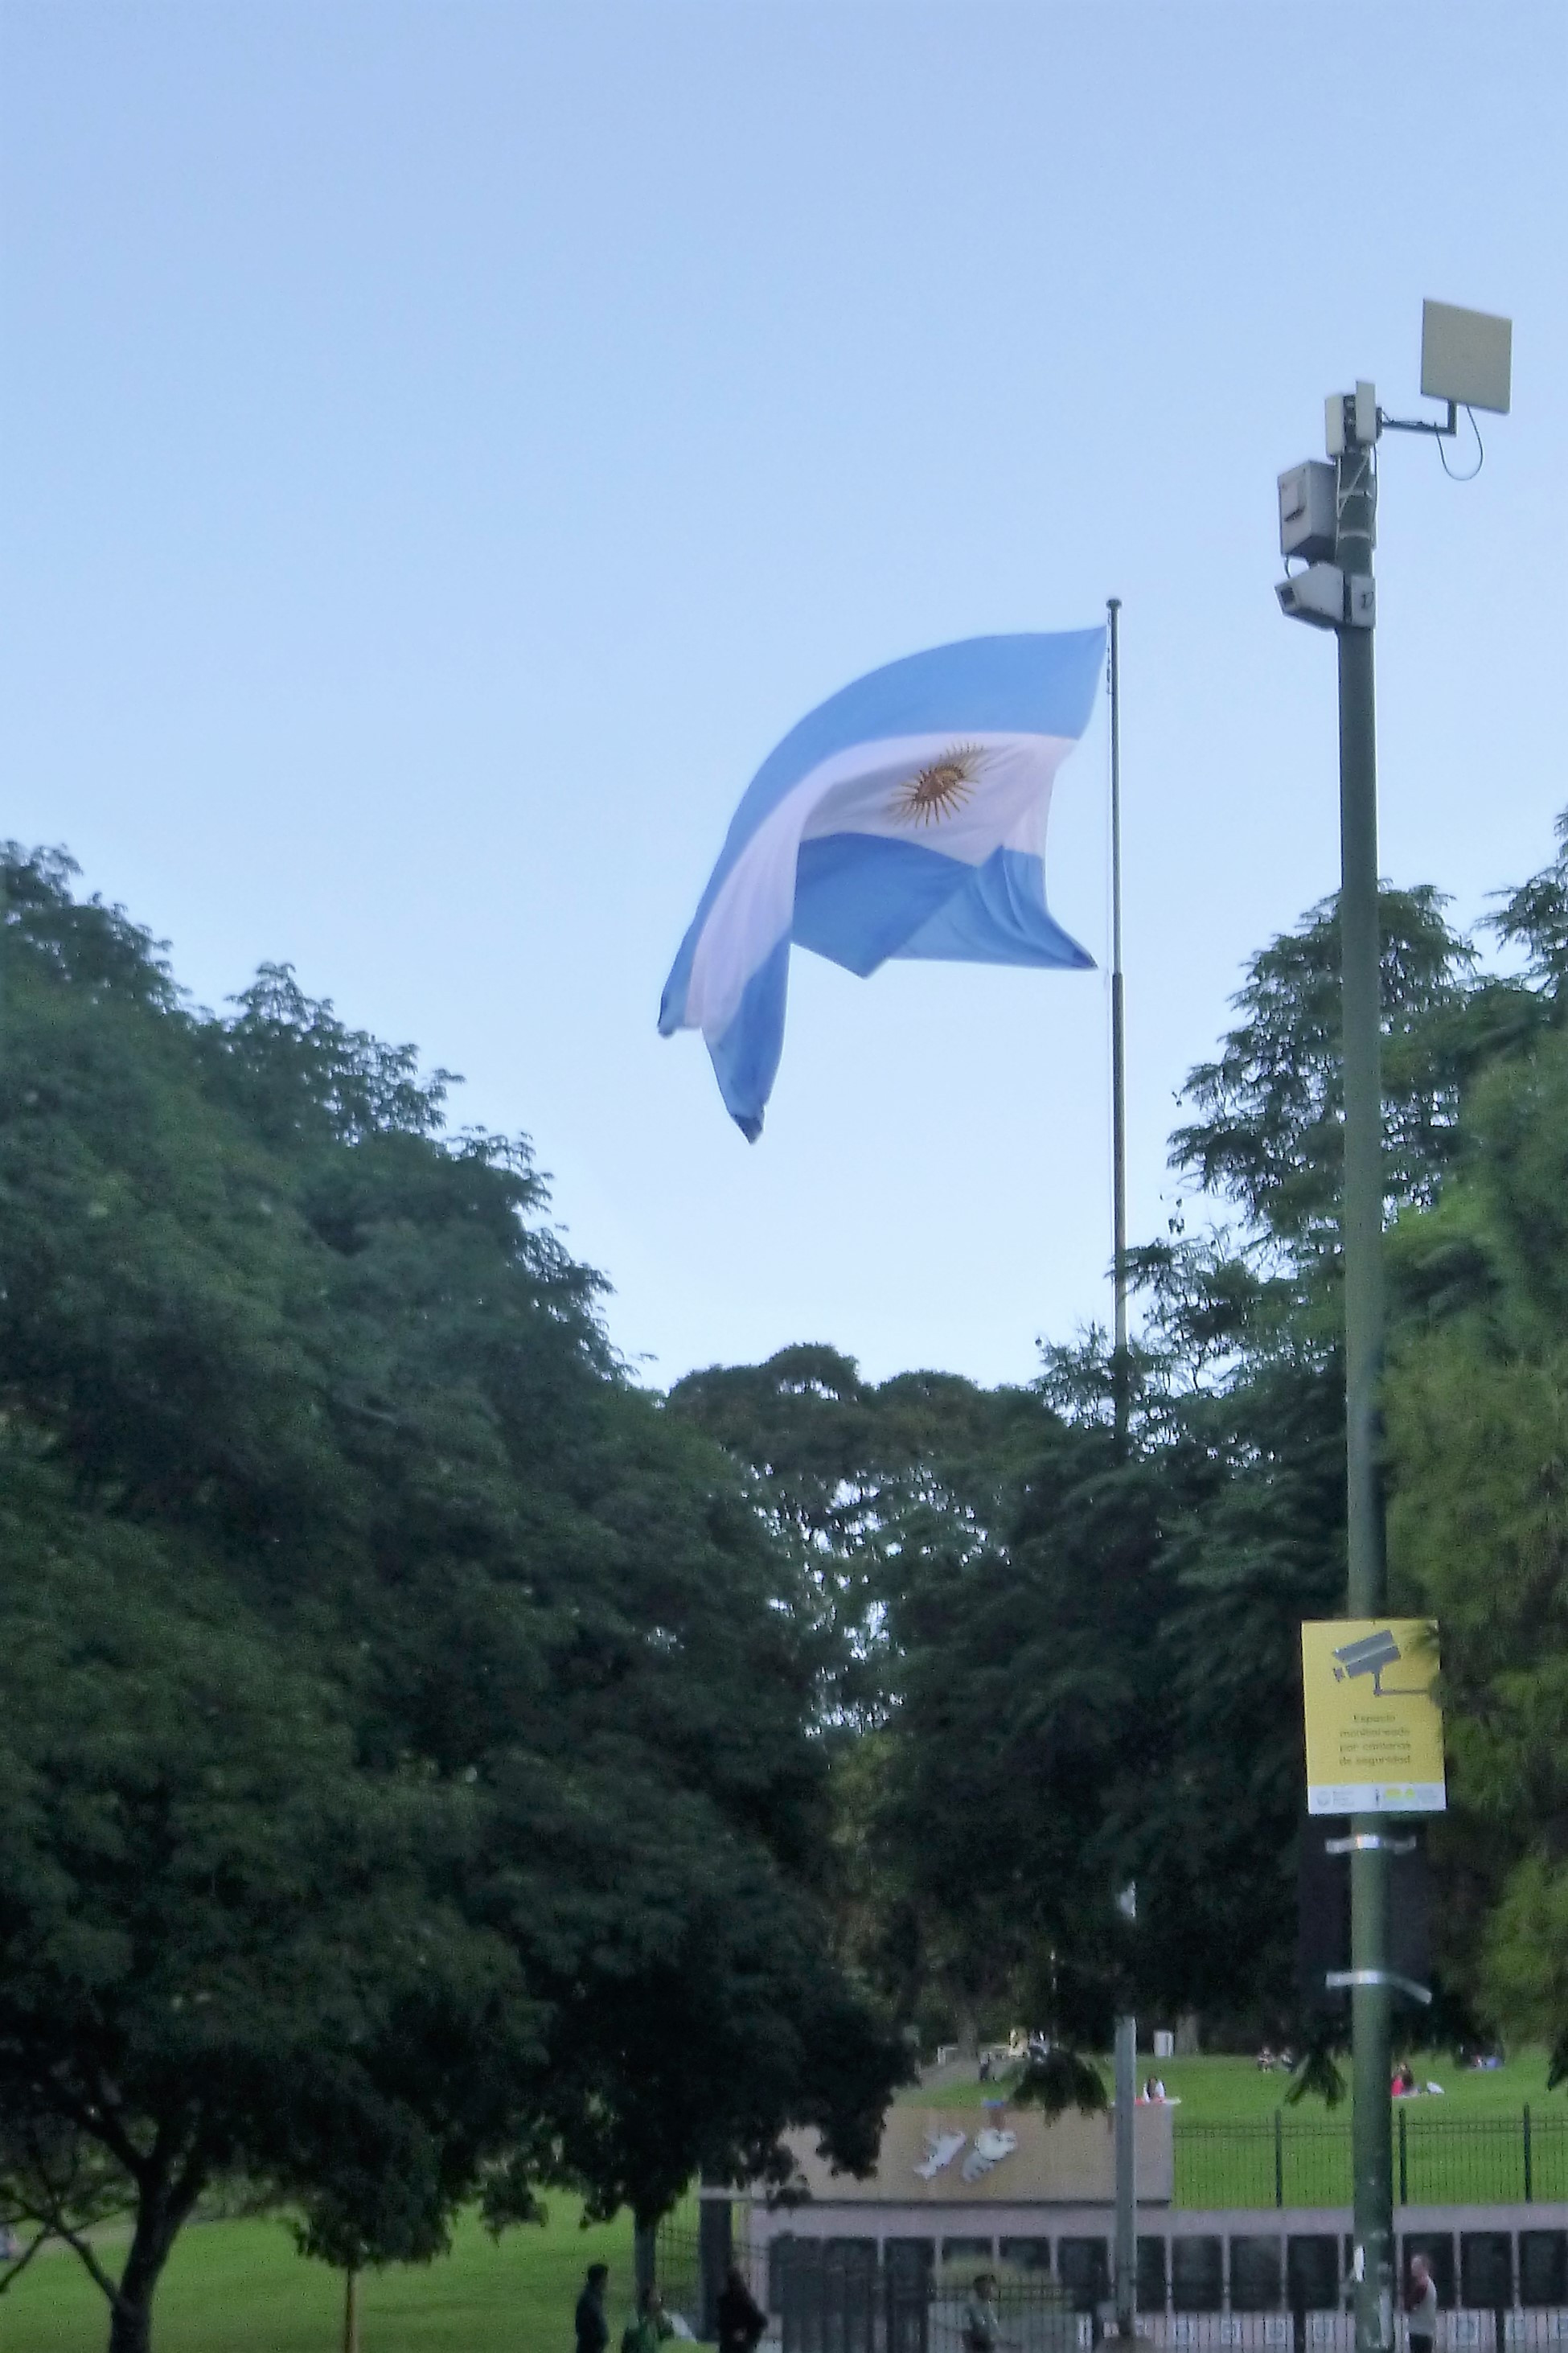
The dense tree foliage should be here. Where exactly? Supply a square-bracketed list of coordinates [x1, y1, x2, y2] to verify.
[669, 1347, 1061, 2031]
[0, 848, 905, 2353]
[10, 792, 1568, 2353]
[679, 834, 1568, 2064]
[1171, 885, 1478, 1257]
[1385, 818, 1568, 2070]
[677, 1328, 1345, 2048]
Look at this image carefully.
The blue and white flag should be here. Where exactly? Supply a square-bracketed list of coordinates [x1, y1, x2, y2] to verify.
[659, 629, 1106, 1138]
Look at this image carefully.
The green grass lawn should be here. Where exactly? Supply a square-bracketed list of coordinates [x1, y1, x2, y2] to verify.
[905, 2050, 1567, 2209]
[13, 2056, 1566, 2344]
[2, 2199, 643, 2353]
[908, 2047, 1561, 2120]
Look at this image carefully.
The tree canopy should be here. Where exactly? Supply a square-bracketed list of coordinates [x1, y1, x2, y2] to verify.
[0, 847, 905, 2353]
[11, 795, 1568, 2353]
[1384, 827, 1568, 2069]
[675, 815, 1568, 2079]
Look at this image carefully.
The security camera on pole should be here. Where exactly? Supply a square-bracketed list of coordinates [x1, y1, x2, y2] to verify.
[1275, 300, 1512, 2353]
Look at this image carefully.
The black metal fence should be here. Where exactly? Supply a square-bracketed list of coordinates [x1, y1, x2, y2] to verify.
[653, 2117, 1568, 2344]
[715, 2237, 1568, 2353]
[1174, 2113, 1568, 2212]
[649, 2221, 720, 2336]
[766, 2243, 1077, 2353]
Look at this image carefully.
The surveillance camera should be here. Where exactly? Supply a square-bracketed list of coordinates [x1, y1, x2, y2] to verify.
[1276, 565, 1375, 632]
[1275, 564, 1345, 630]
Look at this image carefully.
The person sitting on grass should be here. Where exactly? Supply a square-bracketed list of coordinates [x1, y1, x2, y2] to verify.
[622, 2283, 675, 2353]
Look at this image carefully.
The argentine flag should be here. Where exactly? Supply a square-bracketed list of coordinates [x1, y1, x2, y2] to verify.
[659, 630, 1106, 1139]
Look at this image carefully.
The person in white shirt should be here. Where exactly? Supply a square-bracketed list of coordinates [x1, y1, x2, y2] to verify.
[963, 2273, 1001, 2351]
[1407, 2253, 1438, 2353]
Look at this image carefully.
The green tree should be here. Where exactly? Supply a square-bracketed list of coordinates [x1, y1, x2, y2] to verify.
[670, 1347, 1064, 2034]
[669, 1345, 1049, 1729]
[1170, 884, 1478, 1264]
[866, 888, 1468, 2045]
[1114, 884, 1481, 2034]
[1155, 825, 1568, 2045]
[0, 847, 906, 2351]
[0, 1452, 532, 2353]
[878, 1405, 1173, 2044]
[1386, 1039, 1568, 2062]
[631, 877, 1503, 2059]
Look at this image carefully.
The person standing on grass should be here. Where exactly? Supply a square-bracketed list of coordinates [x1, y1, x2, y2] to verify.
[576, 2261, 611, 2353]
[1407, 2253, 1438, 2353]
[716, 2261, 767, 2353]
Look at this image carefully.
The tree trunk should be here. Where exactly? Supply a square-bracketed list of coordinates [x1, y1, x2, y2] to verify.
[343, 2265, 360, 2353]
[108, 2296, 155, 2353]
[104, 2152, 204, 2353]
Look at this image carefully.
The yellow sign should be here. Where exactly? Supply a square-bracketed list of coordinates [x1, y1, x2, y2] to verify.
[1301, 1618, 1446, 1814]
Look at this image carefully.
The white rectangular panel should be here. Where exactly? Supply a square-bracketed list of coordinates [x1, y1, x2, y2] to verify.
[1421, 300, 1512, 413]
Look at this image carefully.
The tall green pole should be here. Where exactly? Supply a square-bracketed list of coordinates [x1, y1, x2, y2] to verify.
[1332, 413, 1394, 2353]
[1114, 2009, 1136, 2336]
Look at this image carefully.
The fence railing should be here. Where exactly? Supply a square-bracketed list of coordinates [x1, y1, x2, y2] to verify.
[648, 2221, 710, 2330]
[736, 2248, 1568, 2353]
[1174, 2112, 1568, 2212]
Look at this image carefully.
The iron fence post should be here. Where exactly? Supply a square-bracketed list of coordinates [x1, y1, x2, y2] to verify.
[1524, 2105, 1533, 2204]
[1398, 2107, 1408, 2206]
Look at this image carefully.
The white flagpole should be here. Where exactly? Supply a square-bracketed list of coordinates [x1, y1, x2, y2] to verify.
[1107, 597, 1128, 1446]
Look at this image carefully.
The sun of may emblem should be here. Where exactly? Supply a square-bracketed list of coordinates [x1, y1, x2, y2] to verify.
[890, 743, 983, 827]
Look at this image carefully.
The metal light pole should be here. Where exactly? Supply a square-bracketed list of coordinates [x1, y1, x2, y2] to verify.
[1279, 384, 1402, 2353]
[1332, 400, 1396, 2353]
[1106, 602, 1137, 2339]
[1114, 2007, 1137, 2338]
[1276, 300, 1512, 2353]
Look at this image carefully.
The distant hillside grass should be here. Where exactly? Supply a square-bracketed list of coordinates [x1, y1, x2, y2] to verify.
[905, 2048, 1560, 2120]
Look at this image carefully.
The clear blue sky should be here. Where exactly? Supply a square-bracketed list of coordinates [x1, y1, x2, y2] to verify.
[5, 2, 1565, 1390]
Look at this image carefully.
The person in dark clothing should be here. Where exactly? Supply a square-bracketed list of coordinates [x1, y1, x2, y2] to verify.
[575, 2262, 611, 2353]
[716, 2261, 767, 2353]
